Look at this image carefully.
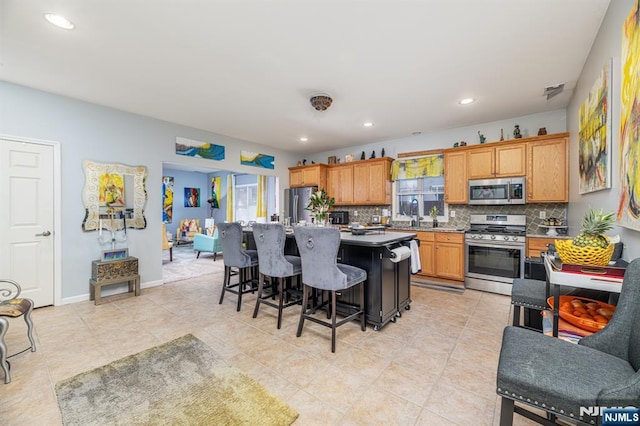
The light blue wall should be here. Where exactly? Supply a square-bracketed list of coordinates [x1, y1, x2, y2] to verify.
[0, 82, 298, 302]
[162, 168, 210, 236]
[306, 109, 567, 164]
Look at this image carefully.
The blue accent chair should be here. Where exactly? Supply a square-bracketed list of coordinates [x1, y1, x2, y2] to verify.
[193, 228, 222, 261]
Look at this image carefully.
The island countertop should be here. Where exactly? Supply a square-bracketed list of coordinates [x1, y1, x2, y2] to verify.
[338, 230, 416, 247]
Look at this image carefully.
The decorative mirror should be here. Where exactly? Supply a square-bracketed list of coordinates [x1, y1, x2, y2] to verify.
[82, 160, 148, 231]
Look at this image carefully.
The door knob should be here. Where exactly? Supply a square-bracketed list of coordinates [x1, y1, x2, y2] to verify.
[36, 230, 51, 237]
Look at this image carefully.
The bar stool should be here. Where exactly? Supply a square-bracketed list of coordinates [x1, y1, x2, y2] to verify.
[217, 222, 259, 312]
[252, 223, 302, 329]
[293, 226, 366, 353]
[511, 278, 547, 329]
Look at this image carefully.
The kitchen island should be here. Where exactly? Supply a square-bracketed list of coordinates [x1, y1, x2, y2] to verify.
[244, 228, 417, 330]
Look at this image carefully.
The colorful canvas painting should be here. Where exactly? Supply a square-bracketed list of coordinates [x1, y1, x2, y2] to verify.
[175, 137, 225, 161]
[618, 1, 640, 230]
[578, 60, 612, 194]
[99, 173, 125, 207]
[162, 176, 174, 223]
[240, 151, 275, 169]
[184, 187, 200, 207]
[209, 176, 220, 208]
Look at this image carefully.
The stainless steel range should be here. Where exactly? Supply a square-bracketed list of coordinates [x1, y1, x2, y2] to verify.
[465, 214, 526, 295]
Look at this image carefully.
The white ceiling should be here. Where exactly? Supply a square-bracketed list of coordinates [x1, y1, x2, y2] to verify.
[0, 0, 610, 154]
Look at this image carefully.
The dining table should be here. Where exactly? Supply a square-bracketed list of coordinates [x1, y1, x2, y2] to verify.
[543, 254, 623, 337]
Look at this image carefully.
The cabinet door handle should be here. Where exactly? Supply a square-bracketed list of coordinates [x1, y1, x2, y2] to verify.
[36, 230, 51, 237]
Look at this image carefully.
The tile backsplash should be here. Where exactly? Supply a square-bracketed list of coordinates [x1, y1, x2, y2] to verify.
[335, 204, 568, 235]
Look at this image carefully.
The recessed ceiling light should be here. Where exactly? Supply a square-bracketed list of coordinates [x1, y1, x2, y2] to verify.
[44, 13, 75, 30]
[363, 122, 374, 127]
[412, 131, 422, 136]
[299, 137, 308, 143]
[458, 98, 475, 105]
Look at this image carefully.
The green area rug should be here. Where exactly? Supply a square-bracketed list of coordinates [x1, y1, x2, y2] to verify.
[55, 334, 298, 425]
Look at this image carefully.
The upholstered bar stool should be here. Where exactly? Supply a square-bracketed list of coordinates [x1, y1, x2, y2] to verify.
[217, 222, 259, 312]
[252, 223, 302, 329]
[511, 278, 547, 329]
[293, 226, 366, 353]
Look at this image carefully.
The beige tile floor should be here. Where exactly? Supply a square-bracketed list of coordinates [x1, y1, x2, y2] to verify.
[0, 264, 539, 425]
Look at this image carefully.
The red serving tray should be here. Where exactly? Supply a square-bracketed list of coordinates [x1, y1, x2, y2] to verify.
[559, 262, 626, 278]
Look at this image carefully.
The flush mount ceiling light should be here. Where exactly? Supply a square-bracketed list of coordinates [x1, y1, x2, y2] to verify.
[363, 122, 374, 127]
[299, 137, 308, 143]
[44, 13, 75, 30]
[310, 94, 333, 111]
[458, 98, 475, 105]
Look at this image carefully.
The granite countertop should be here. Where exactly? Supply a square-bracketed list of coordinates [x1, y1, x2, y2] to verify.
[526, 233, 572, 239]
[389, 226, 466, 233]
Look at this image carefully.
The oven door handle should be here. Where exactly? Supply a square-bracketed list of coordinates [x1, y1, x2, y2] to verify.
[466, 240, 525, 249]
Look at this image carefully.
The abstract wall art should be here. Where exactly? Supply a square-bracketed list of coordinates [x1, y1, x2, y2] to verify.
[618, 0, 640, 230]
[240, 151, 275, 169]
[578, 59, 612, 194]
[184, 187, 200, 207]
[175, 137, 225, 161]
[209, 176, 220, 209]
[162, 176, 174, 223]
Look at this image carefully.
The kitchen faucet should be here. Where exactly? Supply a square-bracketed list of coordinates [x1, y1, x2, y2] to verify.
[410, 199, 421, 228]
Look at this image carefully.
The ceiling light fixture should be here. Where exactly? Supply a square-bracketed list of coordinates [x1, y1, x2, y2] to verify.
[299, 137, 308, 143]
[458, 98, 475, 105]
[310, 94, 333, 111]
[363, 122, 373, 127]
[44, 13, 75, 30]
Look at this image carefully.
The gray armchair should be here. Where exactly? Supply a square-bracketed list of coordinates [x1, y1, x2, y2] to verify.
[497, 258, 640, 425]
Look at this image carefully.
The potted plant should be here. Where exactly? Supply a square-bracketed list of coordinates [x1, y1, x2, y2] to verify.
[305, 189, 335, 225]
[429, 206, 439, 228]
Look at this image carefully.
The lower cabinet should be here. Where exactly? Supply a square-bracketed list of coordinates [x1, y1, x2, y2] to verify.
[526, 237, 556, 258]
[415, 231, 465, 285]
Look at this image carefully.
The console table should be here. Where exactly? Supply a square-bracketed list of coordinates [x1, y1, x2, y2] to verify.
[90, 256, 140, 305]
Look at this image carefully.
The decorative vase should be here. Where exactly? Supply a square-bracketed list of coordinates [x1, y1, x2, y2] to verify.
[432, 219, 438, 228]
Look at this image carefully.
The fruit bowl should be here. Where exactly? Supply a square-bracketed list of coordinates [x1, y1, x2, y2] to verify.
[554, 239, 614, 266]
[547, 296, 616, 332]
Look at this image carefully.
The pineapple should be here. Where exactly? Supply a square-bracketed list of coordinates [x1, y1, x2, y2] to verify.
[572, 208, 615, 248]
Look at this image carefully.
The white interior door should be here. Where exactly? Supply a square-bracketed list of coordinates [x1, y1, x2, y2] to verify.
[0, 139, 55, 307]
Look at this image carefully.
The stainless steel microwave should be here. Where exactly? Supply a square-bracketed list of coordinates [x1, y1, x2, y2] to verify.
[468, 177, 525, 205]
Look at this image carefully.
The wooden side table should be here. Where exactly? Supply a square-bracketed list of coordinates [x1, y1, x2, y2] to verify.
[90, 256, 140, 305]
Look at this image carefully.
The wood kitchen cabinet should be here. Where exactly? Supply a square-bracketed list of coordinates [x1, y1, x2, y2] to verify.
[353, 157, 393, 205]
[467, 143, 526, 179]
[526, 237, 556, 258]
[415, 231, 436, 276]
[434, 232, 465, 281]
[414, 231, 464, 284]
[444, 150, 468, 204]
[289, 164, 327, 189]
[526, 135, 568, 202]
[326, 164, 354, 205]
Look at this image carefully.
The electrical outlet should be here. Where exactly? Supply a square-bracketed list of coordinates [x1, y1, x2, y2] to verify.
[450, 210, 456, 218]
[539, 211, 546, 219]
[354, 210, 358, 217]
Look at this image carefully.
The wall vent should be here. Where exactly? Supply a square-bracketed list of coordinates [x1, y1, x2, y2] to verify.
[544, 83, 565, 100]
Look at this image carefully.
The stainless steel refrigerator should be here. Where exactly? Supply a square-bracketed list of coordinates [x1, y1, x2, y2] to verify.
[284, 186, 317, 224]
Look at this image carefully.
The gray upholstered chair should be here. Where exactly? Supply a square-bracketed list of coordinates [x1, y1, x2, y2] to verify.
[293, 226, 366, 352]
[511, 278, 547, 329]
[0, 279, 36, 384]
[251, 223, 302, 329]
[217, 222, 259, 312]
[497, 258, 640, 425]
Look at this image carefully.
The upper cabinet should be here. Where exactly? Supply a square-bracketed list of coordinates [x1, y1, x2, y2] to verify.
[326, 164, 354, 205]
[353, 158, 393, 205]
[468, 144, 526, 179]
[526, 135, 568, 203]
[444, 150, 468, 204]
[289, 164, 327, 189]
